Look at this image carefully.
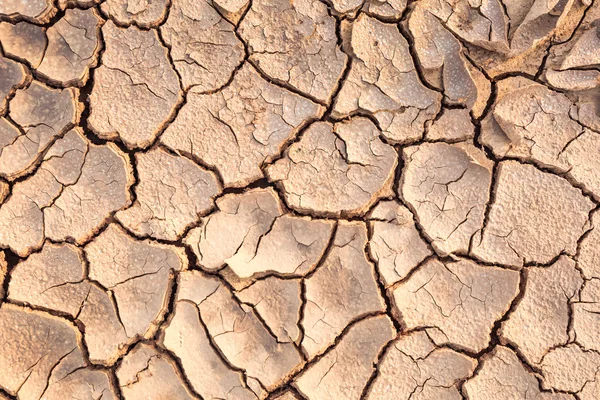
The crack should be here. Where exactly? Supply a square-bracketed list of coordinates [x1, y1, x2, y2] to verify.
[468, 160, 499, 255]
[0, 249, 21, 304]
[267, 385, 309, 400]
[185, 298, 259, 396]
[279, 310, 389, 394]
[538, 0, 595, 82]
[151, 270, 179, 341]
[395, 148, 442, 257]
[0, 388, 16, 400]
[295, 221, 338, 356]
[358, 332, 397, 399]
[319, 5, 354, 120]
[397, 4, 445, 96]
[364, 220, 402, 332]
[246, 60, 327, 107]
[37, 347, 78, 399]
[474, 267, 528, 360]
[497, 154, 598, 206]
[3, 298, 77, 322]
[133, 341, 205, 400]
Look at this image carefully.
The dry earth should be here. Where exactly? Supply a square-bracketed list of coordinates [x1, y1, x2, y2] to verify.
[1, 0, 600, 399]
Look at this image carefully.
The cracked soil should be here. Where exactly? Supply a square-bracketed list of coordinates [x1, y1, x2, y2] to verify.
[1, 0, 600, 399]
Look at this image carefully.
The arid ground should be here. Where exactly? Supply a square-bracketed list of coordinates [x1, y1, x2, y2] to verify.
[0, 0, 600, 399]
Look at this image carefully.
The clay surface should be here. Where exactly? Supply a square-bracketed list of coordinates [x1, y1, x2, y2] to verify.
[1, 1, 600, 399]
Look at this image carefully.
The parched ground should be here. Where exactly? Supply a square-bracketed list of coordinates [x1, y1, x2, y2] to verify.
[1, 0, 600, 399]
